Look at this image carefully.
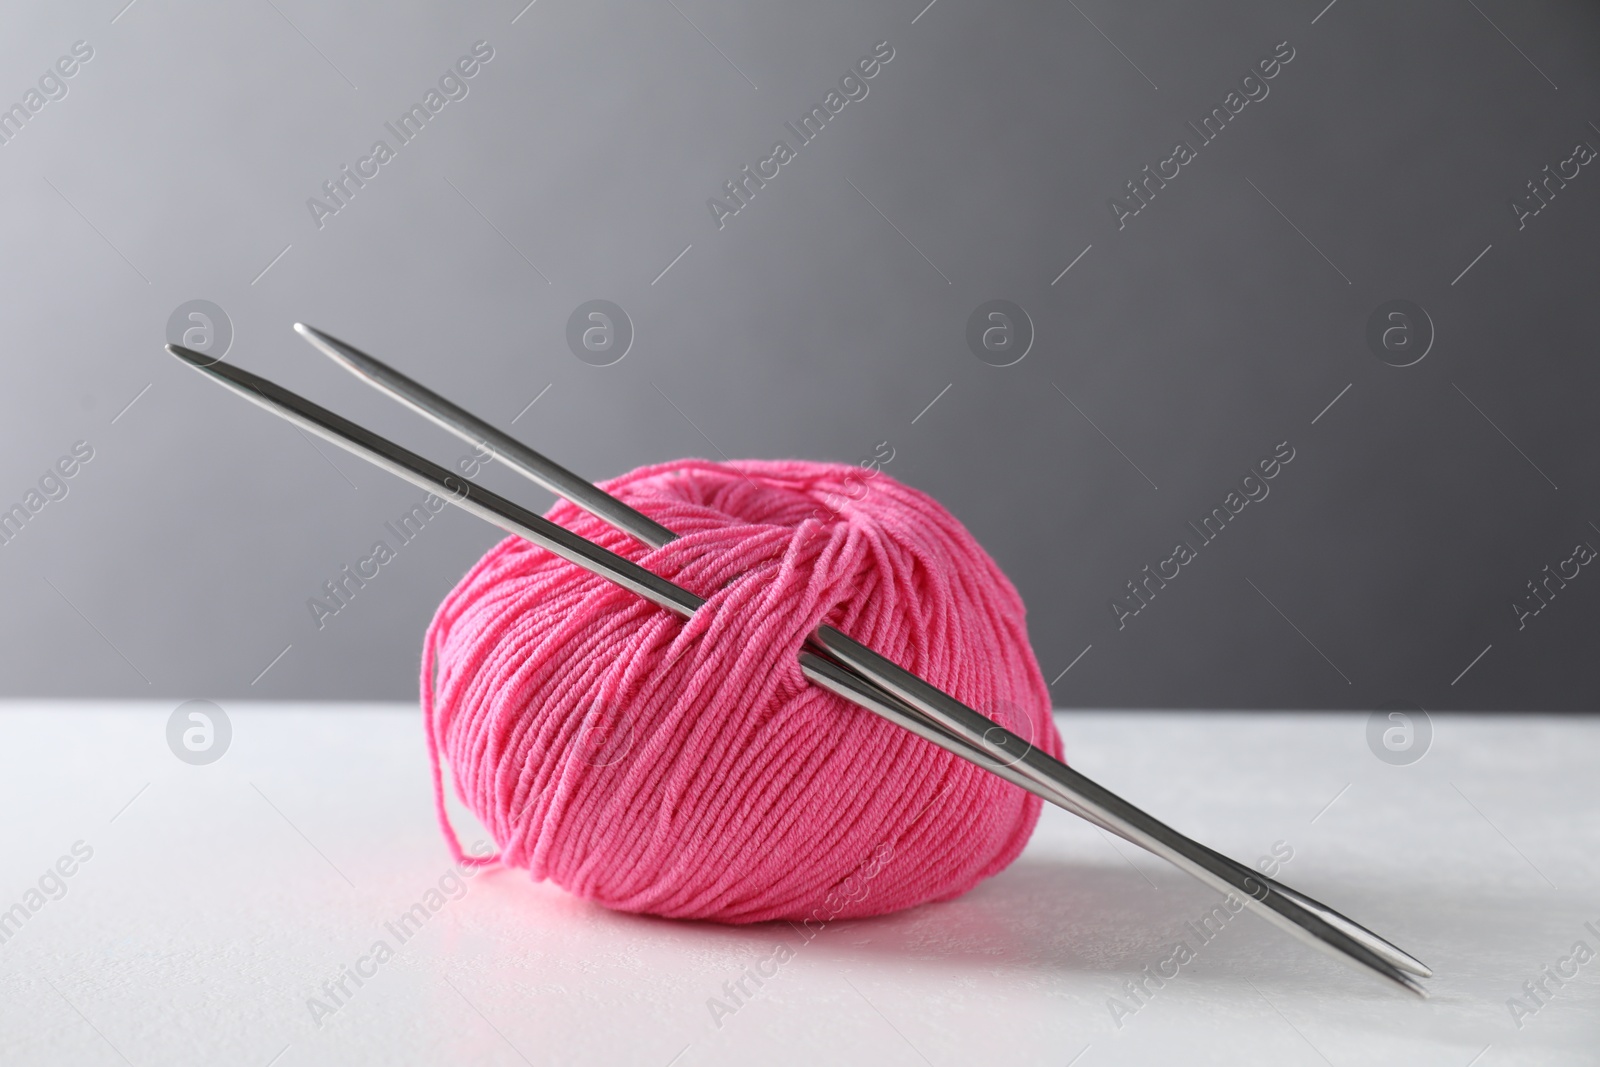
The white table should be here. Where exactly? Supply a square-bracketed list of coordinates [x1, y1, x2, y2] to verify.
[1, 704, 1594, 1065]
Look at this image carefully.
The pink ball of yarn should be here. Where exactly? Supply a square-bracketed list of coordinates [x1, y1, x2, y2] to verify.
[421, 458, 1060, 923]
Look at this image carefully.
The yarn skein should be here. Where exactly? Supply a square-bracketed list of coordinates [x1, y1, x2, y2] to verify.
[421, 458, 1060, 924]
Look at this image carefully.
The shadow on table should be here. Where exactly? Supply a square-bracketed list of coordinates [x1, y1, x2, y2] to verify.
[695, 854, 1480, 1000]
[468, 854, 1183, 978]
[465, 851, 1581, 1056]
[473, 848, 1546, 1020]
[783, 854, 1208, 978]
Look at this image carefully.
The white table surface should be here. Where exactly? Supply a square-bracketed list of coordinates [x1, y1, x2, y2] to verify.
[0, 703, 1594, 1066]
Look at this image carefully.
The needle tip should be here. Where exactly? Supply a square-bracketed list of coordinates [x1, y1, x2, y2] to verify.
[294, 322, 349, 364]
[293, 322, 333, 351]
[166, 342, 216, 368]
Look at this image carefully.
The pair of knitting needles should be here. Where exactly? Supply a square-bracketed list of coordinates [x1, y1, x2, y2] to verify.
[167, 325, 1431, 996]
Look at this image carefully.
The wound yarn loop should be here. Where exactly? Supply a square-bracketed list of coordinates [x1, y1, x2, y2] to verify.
[421, 459, 1060, 923]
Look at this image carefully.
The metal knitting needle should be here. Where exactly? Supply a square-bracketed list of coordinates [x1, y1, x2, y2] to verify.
[169, 340, 1427, 995]
[290, 325, 1431, 988]
[295, 324, 1432, 986]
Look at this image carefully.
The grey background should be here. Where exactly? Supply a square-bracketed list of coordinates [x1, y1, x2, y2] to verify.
[1, 0, 1596, 709]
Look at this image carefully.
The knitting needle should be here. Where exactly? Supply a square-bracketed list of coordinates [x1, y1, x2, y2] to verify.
[167, 341, 1427, 994]
[294, 324, 1432, 985]
[295, 326, 1431, 989]
[290, 324, 1431, 986]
